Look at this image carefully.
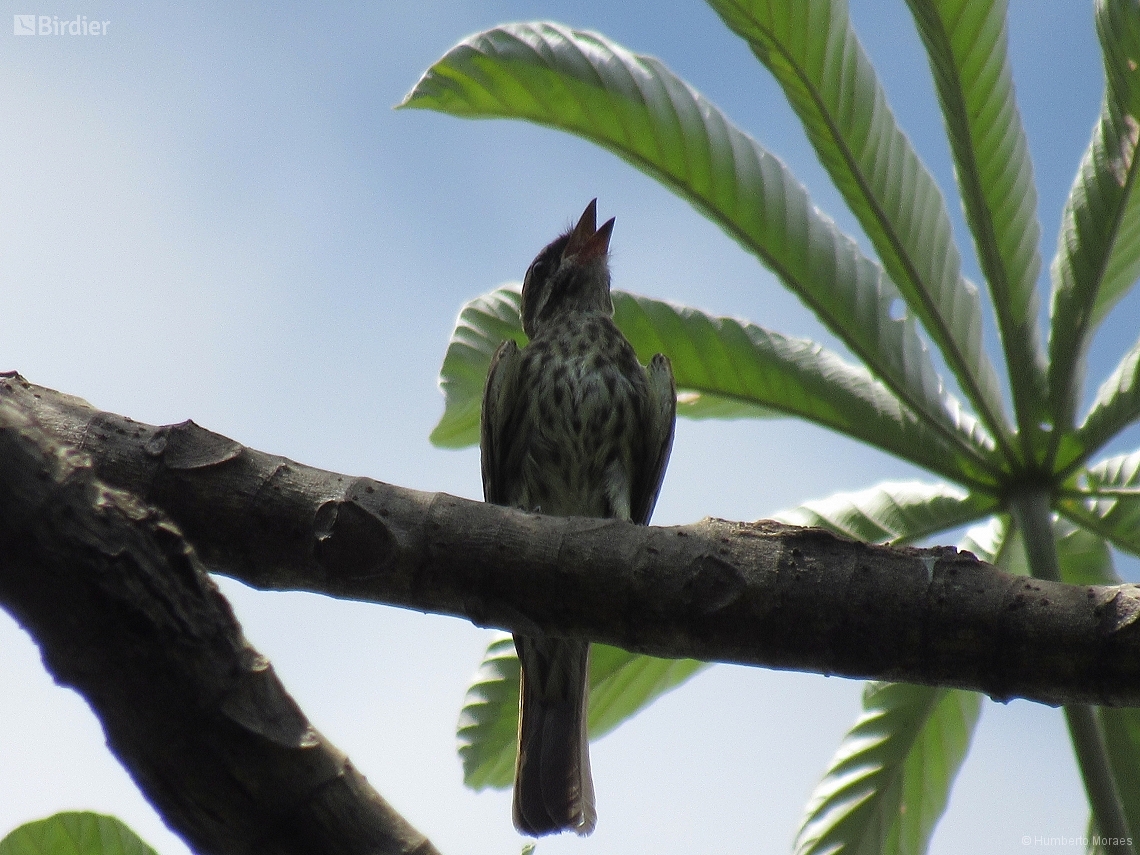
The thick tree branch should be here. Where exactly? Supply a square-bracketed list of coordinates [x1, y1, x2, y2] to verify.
[5, 373, 1140, 709]
[0, 396, 440, 855]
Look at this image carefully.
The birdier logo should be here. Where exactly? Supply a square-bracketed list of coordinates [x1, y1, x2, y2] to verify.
[13, 15, 109, 35]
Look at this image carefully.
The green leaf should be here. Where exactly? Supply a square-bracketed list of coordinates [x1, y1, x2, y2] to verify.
[1060, 450, 1140, 556]
[793, 682, 981, 855]
[906, 0, 1047, 450]
[1048, 0, 1140, 450]
[793, 505, 1015, 855]
[0, 813, 157, 855]
[430, 285, 778, 449]
[613, 290, 779, 422]
[1070, 335, 1140, 473]
[430, 286, 525, 448]
[1043, 518, 1140, 847]
[1055, 517, 1117, 587]
[586, 644, 707, 738]
[1097, 706, 1140, 848]
[457, 634, 705, 790]
[432, 286, 1000, 487]
[958, 514, 1012, 568]
[1092, 0, 1140, 325]
[705, 0, 1015, 457]
[457, 636, 520, 790]
[402, 22, 997, 473]
[615, 293, 997, 484]
[773, 480, 996, 545]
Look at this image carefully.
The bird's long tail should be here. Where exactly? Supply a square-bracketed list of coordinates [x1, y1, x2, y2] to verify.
[512, 634, 596, 836]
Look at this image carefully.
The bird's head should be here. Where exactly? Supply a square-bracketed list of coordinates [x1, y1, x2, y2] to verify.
[519, 199, 615, 338]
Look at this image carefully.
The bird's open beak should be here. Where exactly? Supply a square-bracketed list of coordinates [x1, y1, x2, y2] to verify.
[564, 199, 614, 263]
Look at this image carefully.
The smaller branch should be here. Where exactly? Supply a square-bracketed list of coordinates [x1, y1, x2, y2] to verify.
[1066, 705, 1135, 855]
[0, 398, 440, 855]
[1009, 490, 1062, 583]
[1010, 490, 1135, 855]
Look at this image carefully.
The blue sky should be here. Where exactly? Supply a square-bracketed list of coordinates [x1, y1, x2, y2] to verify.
[0, 2, 1126, 853]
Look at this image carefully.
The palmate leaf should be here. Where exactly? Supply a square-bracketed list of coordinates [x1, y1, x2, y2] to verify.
[615, 293, 995, 484]
[1098, 705, 1140, 852]
[0, 813, 157, 855]
[773, 480, 996, 545]
[1054, 517, 1117, 588]
[458, 636, 518, 790]
[1049, 0, 1140, 459]
[705, 0, 1014, 458]
[1071, 335, 1140, 474]
[401, 22, 997, 472]
[431, 286, 998, 485]
[905, 0, 1047, 448]
[958, 515, 1010, 566]
[457, 635, 705, 790]
[1053, 0, 1140, 469]
[1059, 449, 1140, 557]
[613, 289, 777, 422]
[430, 287, 527, 448]
[792, 513, 1010, 855]
[794, 682, 981, 855]
[430, 286, 774, 450]
[1044, 517, 1140, 848]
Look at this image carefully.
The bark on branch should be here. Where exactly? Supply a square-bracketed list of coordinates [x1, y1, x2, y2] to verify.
[4, 372, 1140, 712]
[0, 392, 440, 855]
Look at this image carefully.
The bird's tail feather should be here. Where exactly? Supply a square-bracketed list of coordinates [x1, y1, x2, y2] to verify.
[512, 635, 596, 837]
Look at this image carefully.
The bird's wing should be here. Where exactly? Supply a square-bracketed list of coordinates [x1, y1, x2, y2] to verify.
[630, 353, 676, 526]
[480, 339, 525, 506]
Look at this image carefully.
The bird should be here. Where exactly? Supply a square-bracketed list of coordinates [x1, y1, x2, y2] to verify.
[480, 199, 676, 836]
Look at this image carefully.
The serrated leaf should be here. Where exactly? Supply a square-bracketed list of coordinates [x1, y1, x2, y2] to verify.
[906, 0, 1047, 448]
[0, 813, 158, 855]
[1049, 0, 1140, 447]
[430, 284, 777, 448]
[457, 634, 705, 790]
[1097, 706, 1140, 849]
[403, 22, 996, 471]
[432, 286, 1000, 487]
[615, 293, 996, 484]
[1069, 334, 1140, 472]
[706, 0, 1014, 458]
[1092, 0, 1140, 327]
[457, 636, 520, 790]
[793, 682, 981, 855]
[431, 286, 525, 448]
[1044, 520, 1139, 847]
[586, 644, 707, 737]
[773, 480, 996, 545]
[793, 506, 1020, 855]
[958, 515, 1008, 566]
[1059, 450, 1140, 556]
[1055, 517, 1117, 587]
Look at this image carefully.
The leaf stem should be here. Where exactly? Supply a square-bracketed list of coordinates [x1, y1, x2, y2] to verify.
[1009, 490, 1134, 855]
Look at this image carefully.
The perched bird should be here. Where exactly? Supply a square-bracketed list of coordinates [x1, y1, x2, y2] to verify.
[480, 199, 676, 836]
